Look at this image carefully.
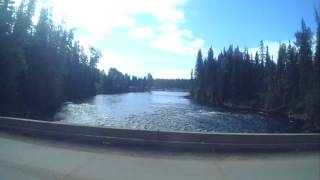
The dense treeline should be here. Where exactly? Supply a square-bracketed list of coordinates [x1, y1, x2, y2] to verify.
[104, 69, 153, 93]
[152, 79, 190, 90]
[0, 0, 153, 119]
[191, 16, 320, 132]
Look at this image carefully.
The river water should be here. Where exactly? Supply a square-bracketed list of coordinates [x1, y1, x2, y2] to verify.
[54, 91, 296, 133]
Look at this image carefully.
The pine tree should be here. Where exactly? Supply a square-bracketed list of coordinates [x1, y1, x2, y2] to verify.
[206, 47, 216, 100]
[310, 9, 320, 129]
[277, 44, 287, 78]
[0, 0, 27, 115]
[194, 49, 204, 100]
[230, 46, 241, 103]
[275, 44, 287, 105]
[195, 49, 204, 85]
[13, 0, 36, 46]
[314, 10, 320, 88]
[254, 51, 259, 66]
[146, 73, 153, 91]
[295, 19, 313, 98]
[264, 46, 273, 81]
[286, 42, 299, 103]
[242, 48, 254, 99]
[259, 40, 265, 66]
[190, 69, 194, 95]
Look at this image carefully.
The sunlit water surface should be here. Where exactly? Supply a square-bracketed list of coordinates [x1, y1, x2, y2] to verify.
[55, 91, 295, 133]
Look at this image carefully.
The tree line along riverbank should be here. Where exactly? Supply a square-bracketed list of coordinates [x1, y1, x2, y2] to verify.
[190, 12, 320, 132]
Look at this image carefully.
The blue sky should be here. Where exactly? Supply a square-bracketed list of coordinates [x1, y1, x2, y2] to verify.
[27, 0, 319, 78]
[184, 0, 318, 48]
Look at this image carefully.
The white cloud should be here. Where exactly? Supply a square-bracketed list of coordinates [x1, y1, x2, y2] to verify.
[98, 50, 193, 79]
[127, 22, 204, 56]
[128, 27, 155, 40]
[154, 69, 191, 79]
[123, 0, 204, 56]
[16, 0, 203, 78]
[128, 23, 204, 56]
[43, 0, 190, 43]
[40, 0, 204, 57]
[149, 27, 204, 56]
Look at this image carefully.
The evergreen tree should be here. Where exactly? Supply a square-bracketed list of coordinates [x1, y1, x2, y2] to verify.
[254, 51, 259, 65]
[276, 44, 287, 104]
[13, 0, 36, 46]
[315, 10, 320, 81]
[146, 73, 153, 91]
[310, 10, 320, 129]
[277, 44, 287, 78]
[286, 42, 299, 103]
[194, 49, 205, 101]
[264, 46, 273, 79]
[195, 49, 204, 86]
[204, 47, 216, 100]
[190, 69, 194, 95]
[230, 46, 241, 103]
[295, 19, 313, 98]
[259, 40, 265, 66]
[0, 0, 26, 115]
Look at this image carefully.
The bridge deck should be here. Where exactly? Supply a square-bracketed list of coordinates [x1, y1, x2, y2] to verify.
[0, 132, 319, 180]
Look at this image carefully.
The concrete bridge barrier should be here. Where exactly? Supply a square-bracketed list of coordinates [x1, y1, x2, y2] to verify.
[0, 116, 319, 150]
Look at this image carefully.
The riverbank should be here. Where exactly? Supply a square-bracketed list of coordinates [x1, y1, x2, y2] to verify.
[184, 94, 280, 115]
[184, 94, 314, 133]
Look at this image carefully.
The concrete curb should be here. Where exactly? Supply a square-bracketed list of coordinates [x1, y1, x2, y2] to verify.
[0, 116, 319, 150]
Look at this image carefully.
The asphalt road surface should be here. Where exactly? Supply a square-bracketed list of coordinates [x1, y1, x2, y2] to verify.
[0, 132, 319, 180]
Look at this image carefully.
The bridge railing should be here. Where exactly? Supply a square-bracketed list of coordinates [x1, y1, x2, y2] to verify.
[0, 116, 319, 150]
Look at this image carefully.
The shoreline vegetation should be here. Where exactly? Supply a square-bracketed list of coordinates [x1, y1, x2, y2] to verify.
[190, 14, 320, 132]
[184, 94, 292, 119]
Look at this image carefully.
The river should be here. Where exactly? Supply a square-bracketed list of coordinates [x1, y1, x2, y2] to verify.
[54, 91, 298, 133]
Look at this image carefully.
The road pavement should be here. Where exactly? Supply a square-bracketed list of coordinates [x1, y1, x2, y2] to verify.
[0, 132, 319, 180]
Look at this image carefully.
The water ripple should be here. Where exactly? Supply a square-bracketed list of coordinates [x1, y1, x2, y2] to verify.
[54, 91, 292, 133]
